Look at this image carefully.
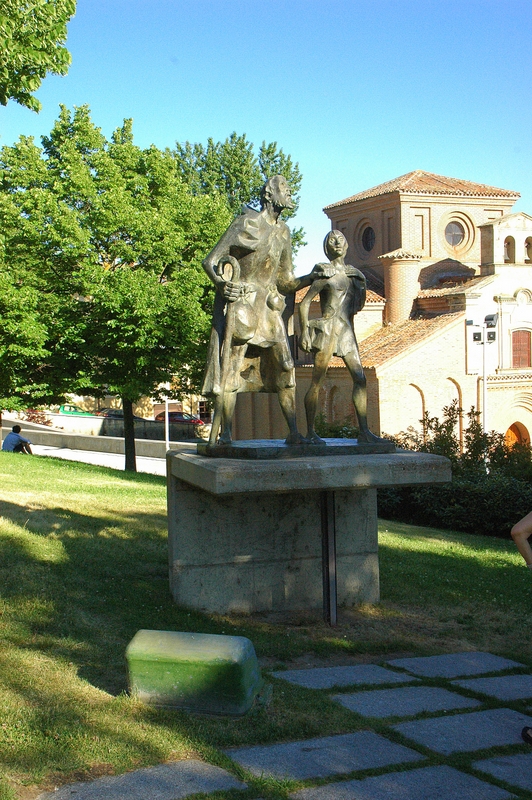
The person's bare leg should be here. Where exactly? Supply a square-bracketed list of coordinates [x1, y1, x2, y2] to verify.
[343, 351, 383, 443]
[303, 349, 331, 443]
[511, 510, 532, 566]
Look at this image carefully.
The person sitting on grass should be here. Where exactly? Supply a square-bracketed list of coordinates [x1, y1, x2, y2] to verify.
[510, 511, 532, 570]
[2, 425, 33, 454]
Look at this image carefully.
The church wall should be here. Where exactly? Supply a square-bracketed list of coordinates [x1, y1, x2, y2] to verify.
[373, 316, 477, 437]
[325, 194, 401, 272]
[400, 196, 510, 271]
[327, 194, 515, 278]
[355, 303, 385, 341]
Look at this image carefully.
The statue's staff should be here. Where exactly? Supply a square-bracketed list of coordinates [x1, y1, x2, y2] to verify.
[208, 256, 241, 446]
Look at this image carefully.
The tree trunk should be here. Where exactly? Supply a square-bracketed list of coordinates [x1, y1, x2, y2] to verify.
[123, 397, 137, 472]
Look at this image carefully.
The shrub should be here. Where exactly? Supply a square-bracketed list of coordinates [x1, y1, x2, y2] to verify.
[314, 412, 359, 439]
[379, 473, 532, 538]
[380, 402, 532, 537]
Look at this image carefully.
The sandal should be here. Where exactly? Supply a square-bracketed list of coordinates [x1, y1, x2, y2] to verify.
[522, 727, 532, 745]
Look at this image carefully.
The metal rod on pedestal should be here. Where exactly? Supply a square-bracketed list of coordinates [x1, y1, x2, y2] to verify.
[321, 490, 337, 625]
[208, 257, 240, 446]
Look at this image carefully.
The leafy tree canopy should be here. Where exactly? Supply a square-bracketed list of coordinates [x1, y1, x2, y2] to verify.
[0, 105, 304, 468]
[0, 105, 232, 466]
[174, 132, 306, 251]
[0, 0, 76, 111]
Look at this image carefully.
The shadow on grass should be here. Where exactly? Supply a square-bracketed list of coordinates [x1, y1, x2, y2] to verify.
[0, 497, 176, 694]
[378, 524, 532, 613]
[3, 476, 532, 789]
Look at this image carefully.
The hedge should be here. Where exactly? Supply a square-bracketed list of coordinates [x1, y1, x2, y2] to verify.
[378, 472, 532, 538]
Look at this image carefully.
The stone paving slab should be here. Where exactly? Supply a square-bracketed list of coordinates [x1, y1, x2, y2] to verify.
[394, 707, 532, 755]
[387, 651, 523, 678]
[224, 731, 423, 780]
[36, 760, 246, 800]
[333, 685, 482, 718]
[453, 674, 532, 701]
[271, 665, 419, 689]
[474, 753, 532, 792]
[289, 764, 514, 799]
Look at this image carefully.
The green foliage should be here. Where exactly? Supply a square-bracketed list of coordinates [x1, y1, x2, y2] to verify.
[174, 132, 306, 251]
[0, 106, 305, 467]
[0, 0, 76, 111]
[314, 412, 359, 439]
[380, 401, 532, 536]
[0, 265, 49, 409]
[0, 106, 233, 468]
[380, 473, 532, 538]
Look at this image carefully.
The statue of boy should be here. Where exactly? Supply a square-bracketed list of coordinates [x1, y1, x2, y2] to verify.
[202, 175, 315, 445]
[299, 229, 383, 445]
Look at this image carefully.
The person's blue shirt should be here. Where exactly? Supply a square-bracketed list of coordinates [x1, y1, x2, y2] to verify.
[2, 431, 31, 452]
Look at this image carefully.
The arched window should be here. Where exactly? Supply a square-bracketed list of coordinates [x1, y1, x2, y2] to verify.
[512, 330, 531, 368]
[504, 236, 516, 263]
[525, 237, 532, 263]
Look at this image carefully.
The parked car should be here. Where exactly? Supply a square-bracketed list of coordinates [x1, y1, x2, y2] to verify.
[154, 411, 203, 426]
[96, 408, 143, 420]
[58, 403, 93, 416]
[154, 411, 210, 440]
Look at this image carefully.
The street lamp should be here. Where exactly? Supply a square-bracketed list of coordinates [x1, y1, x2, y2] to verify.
[473, 314, 498, 433]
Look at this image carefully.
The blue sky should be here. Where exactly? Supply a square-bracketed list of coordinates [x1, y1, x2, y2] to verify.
[1, 0, 531, 271]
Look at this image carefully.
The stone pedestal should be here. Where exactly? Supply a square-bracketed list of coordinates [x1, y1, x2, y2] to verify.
[167, 451, 450, 616]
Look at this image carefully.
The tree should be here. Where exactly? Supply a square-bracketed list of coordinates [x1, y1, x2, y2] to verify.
[174, 132, 306, 251]
[1, 107, 305, 469]
[0, 0, 76, 111]
[0, 105, 231, 469]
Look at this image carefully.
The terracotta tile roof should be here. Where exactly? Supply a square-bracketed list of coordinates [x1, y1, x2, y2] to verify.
[379, 248, 422, 261]
[297, 355, 346, 368]
[295, 286, 384, 304]
[359, 312, 464, 368]
[417, 275, 494, 298]
[324, 170, 520, 209]
[366, 289, 385, 303]
[295, 286, 314, 303]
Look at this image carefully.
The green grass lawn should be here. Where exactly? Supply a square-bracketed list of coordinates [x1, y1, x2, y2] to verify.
[1, 453, 531, 799]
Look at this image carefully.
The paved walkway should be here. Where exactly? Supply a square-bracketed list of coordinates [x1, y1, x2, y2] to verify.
[36, 651, 532, 799]
[31, 443, 189, 475]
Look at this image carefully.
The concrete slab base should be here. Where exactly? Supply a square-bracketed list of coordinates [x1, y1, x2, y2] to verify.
[452, 674, 532, 700]
[387, 651, 523, 678]
[394, 707, 532, 754]
[271, 665, 419, 690]
[289, 765, 513, 800]
[474, 753, 532, 792]
[167, 451, 450, 615]
[333, 685, 481, 718]
[224, 731, 423, 780]
[197, 437, 395, 459]
[36, 760, 246, 800]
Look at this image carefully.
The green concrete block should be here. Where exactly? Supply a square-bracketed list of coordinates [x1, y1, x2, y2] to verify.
[126, 629, 264, 715]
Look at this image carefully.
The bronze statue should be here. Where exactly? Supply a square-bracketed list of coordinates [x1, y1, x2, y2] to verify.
[202, 175, 314, 445]
[299, 230, 383, 445]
